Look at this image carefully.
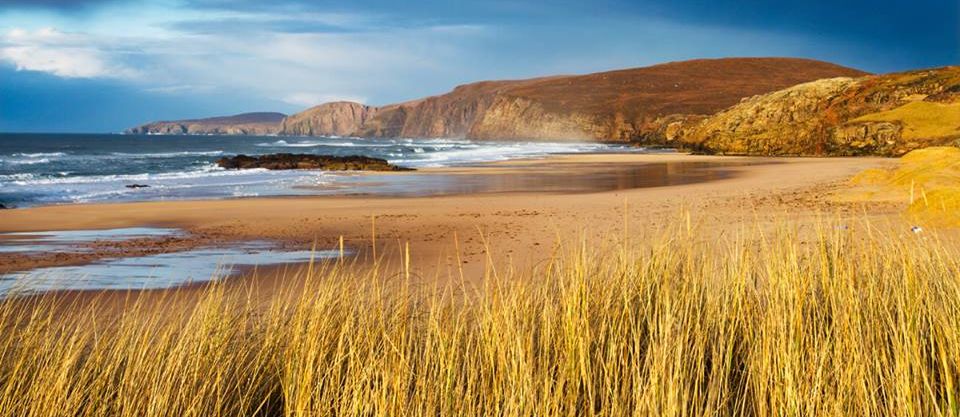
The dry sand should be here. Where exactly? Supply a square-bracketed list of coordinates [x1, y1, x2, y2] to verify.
[0, 153, 897, 289]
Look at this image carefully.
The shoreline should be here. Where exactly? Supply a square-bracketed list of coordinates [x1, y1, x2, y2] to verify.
[0, 153, 895, 293]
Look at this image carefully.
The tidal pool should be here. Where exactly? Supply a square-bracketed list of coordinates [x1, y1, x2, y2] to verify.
[0, 242, 339, 295]
[0, 227, 181, 253]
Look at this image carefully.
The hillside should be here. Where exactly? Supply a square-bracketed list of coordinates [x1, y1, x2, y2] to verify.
[127, 58, 866, 140]
[125, 112, 286, 135]
[281, 57, 867, 141]
[678, 67, 960, 156]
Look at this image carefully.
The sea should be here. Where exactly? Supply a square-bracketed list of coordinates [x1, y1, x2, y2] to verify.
[0, 133, 642, 207]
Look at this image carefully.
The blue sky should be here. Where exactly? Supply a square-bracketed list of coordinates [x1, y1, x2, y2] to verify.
[1, 0, 957, 132]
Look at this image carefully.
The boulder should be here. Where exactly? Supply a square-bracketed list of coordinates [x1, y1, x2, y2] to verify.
[216, 154, 413, 171]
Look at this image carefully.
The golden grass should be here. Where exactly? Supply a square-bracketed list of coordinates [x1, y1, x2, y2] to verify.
[852, 101, 960, 141]
[1, 221, 959, 416]
[850, 147, 960, 225]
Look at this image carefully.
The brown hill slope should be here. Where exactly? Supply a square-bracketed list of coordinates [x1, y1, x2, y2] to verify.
[280, 58, 866, 140]
[678, 66, 960, 156]
[125, 112, 286, 135]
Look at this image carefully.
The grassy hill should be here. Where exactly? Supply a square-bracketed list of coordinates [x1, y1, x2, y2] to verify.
[679, 67, 960, 156]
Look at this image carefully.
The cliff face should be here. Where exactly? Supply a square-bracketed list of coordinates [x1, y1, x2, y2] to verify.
[126, 58, 876, 147]
[356, 79, 553, 138]
[679, 67, 960, 156]
[468, 96, 607, 140]
[275, 57, 867, 141]
[278, 102, 377, 137]
[125, 112, 285, 135]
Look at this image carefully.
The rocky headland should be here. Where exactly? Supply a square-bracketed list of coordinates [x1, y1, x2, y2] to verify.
[279, 102, 377, 137]
[125, 112, 286, 135]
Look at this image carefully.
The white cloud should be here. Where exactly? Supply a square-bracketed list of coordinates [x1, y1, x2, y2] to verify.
[0, 28, 139, 79]
[1, 45, 109, 78]
[0, 9, 489, 107]
[142, 26, 477, 106]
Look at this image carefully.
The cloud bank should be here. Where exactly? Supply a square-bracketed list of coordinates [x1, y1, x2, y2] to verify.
[1, 27, 138, 78]
[0, 0, 954, 132]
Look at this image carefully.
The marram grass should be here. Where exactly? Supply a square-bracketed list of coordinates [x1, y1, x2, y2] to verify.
[0, 221, 959, 416]
[850, 146, 960, 226]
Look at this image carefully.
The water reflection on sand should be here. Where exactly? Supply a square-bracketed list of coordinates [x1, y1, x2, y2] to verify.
[304, 161, 766, 197]
[0, 227, 181, 253]
[0, 227, 340, 295]
[0, 243, 338, 295]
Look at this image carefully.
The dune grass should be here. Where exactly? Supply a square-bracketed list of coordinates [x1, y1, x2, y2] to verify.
[0, 220, 959, 416]
[851, 146, 960, 226]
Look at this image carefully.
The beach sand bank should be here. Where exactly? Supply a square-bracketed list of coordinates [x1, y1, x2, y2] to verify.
[0, 153, 896, 292]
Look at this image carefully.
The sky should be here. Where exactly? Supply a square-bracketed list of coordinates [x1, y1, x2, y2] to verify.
[0, 0, 957, 133]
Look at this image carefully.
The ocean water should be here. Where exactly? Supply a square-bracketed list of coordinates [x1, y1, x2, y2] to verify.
[0, 133, 641, 207]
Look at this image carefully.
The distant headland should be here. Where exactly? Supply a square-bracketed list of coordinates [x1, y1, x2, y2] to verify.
[126, 57, 960, 157]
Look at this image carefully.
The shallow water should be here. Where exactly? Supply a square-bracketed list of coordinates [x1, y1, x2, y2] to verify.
[0, 227, 181, 253]
[0, 242, 338, 294]
[310, 161, 757, 197]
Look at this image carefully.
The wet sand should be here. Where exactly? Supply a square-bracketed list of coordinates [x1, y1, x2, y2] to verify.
[0, 153, 895, 293]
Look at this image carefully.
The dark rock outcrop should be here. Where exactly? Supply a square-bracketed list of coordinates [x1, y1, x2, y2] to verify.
[216, 154, 412, 171]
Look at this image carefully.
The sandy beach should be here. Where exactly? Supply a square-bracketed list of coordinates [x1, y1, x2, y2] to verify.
[0, 153, 896, 289]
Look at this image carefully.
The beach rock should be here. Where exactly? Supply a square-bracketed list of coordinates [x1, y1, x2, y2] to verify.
[125, 184, 150, 189]
[0, 203, 7, 209]
[217, 154, 412, 171]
